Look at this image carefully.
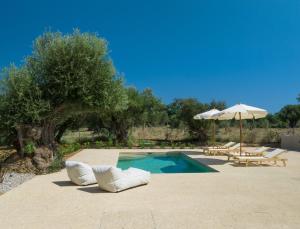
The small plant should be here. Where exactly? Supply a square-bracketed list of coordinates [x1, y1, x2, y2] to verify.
[171, 142, 176, 149]
[58, 143, 81, 156]
[126, 140, 133, 148]
[107, 138, 114, 147]
[24, 142, 36, 155]
[180, 143, 185, 148]
[48, 155, 65, 173]
[83, 142, 90, 148]
[160, 142, 166, 149]
[95, 140, 104, 148]
[189, 143, 195, 149]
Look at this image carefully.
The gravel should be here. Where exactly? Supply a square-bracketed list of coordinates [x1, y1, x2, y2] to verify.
[0, 172, 35, 193]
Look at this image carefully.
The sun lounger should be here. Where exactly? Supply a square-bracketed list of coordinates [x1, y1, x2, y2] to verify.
[203, 142, 235, 154]
[206, 143, 240, 156]
[92, 166, 151, 192]
[234, 148, 288, 167]
[227, 146, 270, 161]
[66, 161, 98, 185]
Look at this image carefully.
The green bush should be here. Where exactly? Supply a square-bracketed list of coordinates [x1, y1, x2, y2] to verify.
[95, 140, 104, 148]
[47, 156, 65, 173]
[24, 141, 36, 155]
[58, 143, 81, 156]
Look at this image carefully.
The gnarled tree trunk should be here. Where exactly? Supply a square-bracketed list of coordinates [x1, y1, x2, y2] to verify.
[41, 120, 56, 150]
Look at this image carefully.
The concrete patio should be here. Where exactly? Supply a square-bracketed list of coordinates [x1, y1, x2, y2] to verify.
[0, 148, 300, 229]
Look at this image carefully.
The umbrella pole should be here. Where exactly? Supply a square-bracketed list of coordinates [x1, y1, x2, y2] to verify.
[212, 120, 215, 145]
[239, 112, 242, 155]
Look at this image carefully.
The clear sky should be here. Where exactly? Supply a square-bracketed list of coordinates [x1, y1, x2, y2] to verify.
[1, 0, 299, 113]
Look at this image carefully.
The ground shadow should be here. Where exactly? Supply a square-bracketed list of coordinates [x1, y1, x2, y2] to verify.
[174, 150, 205, 155]
[77, 186, 109, 194]
[78, 184, 148, 194]
[230, 163, 274, 167]
[53, 181, 78, 187]
[192, 158, 228, 165]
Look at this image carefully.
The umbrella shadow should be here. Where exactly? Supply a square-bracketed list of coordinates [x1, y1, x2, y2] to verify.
[230, 163, 273, 167]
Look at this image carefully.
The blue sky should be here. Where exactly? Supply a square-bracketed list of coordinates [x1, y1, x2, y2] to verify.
[1, 0, 300, 113]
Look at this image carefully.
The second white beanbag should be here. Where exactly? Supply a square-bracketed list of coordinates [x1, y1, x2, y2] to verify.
[65, 161, 97, 186]
[92, 166, 151, 192]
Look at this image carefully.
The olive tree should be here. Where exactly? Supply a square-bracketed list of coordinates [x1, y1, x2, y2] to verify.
[0, 30, 127, 161]
[278, 105, 300, 129]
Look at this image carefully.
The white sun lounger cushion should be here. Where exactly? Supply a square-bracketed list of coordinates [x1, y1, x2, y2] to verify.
[65, 161, 98, 186]
[92, 166, 151, 192]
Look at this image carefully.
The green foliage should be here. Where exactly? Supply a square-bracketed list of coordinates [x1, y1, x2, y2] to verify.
[24, 141, 36, 155]
[47, 156, 65, 173]
[95, 140, 105, 148]
[27, 30, 127, 112]
[167, 98, 210, 142]
[0, 66, 49, 144]
[277, 105, 300, 128]
[91, 87, 168, 143]
[58, 143, 81, 156]
[0, 30, 127, 150]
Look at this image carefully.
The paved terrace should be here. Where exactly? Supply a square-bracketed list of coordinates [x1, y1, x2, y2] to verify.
[0, 148, 300, 229]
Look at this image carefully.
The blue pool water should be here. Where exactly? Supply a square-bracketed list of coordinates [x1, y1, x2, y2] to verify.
[117, 152, 217, 174]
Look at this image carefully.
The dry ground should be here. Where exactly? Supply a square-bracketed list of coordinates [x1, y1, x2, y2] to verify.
[0, 148, 300, 228]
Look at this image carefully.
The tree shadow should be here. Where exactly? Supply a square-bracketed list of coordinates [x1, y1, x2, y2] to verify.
[53, 181, 77, 187]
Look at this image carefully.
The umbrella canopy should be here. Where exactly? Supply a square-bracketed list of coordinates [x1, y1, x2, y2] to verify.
[194, 109, 221, 144]
[212, 104, 268, 154]
[212, 104, 267, 120]
[193, 109, 220, 120]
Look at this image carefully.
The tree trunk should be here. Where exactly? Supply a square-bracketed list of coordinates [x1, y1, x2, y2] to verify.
[41, 120, 56, 151]
[111, 116, 129, 144]
[116, 128, 128, 143]
[16, 125, 25, 157]
[55, 120, 72, 143]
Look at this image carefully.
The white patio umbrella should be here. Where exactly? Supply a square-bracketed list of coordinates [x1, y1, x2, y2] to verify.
[212, 104, 268, 154]
[194, 109, 220, 144]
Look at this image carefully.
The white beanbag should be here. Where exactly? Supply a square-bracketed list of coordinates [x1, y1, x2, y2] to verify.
[65, 161, 98, 186]
[92, 166, 151, 192]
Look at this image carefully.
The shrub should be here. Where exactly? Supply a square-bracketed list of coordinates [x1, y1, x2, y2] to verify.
[58, 143, 81, 156]
[47, 155, 64, 173]
[24, 141, 36, 155]
[95, 140, 104, 148]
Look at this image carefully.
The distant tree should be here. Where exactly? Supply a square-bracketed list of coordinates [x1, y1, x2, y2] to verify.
[167, 98, 210, 142]
[0, 30, 127, 160]
[108, 88, 168, 143]
[277, 105, 300, 129]
[209, 100, 226, 110]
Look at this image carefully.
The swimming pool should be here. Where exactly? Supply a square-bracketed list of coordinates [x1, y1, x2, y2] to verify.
[117, 152, 217, 174]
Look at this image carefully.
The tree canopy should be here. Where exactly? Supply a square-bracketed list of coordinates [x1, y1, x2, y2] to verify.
[0, 30, 127, 154]
[277, 105, 300, 128]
